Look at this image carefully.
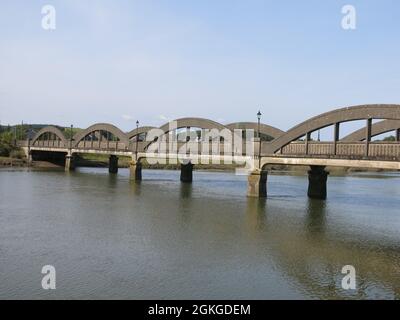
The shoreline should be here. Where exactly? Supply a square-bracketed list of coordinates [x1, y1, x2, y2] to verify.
[0, 157, 27, 168]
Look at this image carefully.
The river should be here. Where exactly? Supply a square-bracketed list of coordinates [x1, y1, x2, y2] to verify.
[0, 168, 399, 299]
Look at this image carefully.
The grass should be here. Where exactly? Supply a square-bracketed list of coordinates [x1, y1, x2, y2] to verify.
[0, 156, 27, 167]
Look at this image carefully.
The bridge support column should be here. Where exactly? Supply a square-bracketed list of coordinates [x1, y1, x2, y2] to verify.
[365, 118, 372, 156]
[247, 170, 267, 198]
[307, 166, 328, 200]
[27, 153, 33, 167]
[130, 159, 142, 181]
[109, 155, 119, 174]
[65, 154, 75, 172]
[180, 161, 194, 183]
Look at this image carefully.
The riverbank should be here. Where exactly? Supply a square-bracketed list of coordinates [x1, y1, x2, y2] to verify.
[0, 156, 66, 169]
[0, 156, 27, 167]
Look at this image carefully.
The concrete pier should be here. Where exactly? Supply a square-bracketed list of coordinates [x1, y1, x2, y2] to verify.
[307, 165, 329, 200]
[65, 154, 75, 172]
[109, 155, 119, 174]
[180, 162, 194, 183]
[130, 159, 142, 181]
[247, 170, 268, 198]
[27, 153, 33, 167]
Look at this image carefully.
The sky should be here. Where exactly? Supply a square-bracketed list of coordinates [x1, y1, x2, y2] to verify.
[1, 0, 400, 136]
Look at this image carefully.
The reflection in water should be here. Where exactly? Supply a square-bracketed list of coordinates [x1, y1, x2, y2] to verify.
[129, 180, 142, 196]
[245, 198, 267, 233]
[0, 168, 399, 299]
[180, 183, 193, 199]
[179, 183, 193, 223]
[264, 197, 400, 299]
[305, 199, 327, 239]
[108, 173, 118, 189]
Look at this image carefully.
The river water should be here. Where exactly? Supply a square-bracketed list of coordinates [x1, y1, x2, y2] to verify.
[0, 167, 399, 299]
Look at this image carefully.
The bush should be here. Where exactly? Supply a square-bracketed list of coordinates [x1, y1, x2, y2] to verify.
[9, 149, 26, 159]
[0, 131, 15, 157]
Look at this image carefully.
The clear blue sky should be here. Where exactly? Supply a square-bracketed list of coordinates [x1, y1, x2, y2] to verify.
[1, 0, 400, 134]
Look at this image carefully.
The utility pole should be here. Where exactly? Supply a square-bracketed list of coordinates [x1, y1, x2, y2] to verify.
[13, 125, 17, 146]
[135, 120, 139, 160]
[70, 125, 73, 152]
[257, 110, 262, 168]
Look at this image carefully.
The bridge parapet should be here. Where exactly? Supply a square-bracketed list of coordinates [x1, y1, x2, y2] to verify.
[261, 141, 400, 161]
[74, 140, 131, 152]
[31, 139, 66, 149]
[25, 139, 255, 158]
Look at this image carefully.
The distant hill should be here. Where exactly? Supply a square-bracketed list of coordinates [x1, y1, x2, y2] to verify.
[0, 124, 81, 140]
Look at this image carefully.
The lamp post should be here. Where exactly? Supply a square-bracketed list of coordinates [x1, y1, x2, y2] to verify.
[69, 125, 74, 151]
[257, 110, 262, 168]
[27, 124, 32, 166]
[13, 125, 17, 146]
[135, 120, 139, 160]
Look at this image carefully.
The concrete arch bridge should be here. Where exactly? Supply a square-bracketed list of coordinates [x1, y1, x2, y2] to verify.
[20, 104, 400, 199]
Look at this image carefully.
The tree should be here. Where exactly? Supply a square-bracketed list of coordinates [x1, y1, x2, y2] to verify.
[383, 136, 395, 142]
[0, 131, 15, 156]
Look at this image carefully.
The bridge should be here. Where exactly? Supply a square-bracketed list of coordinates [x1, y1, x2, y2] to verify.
[19, 104, 400, 200]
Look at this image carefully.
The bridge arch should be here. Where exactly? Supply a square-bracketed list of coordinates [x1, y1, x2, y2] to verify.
[158, 117, 228, 133]
[72, 123, 128, 147]
[341, 119, 400, 141]
[266, 104, 400, 154]
[30, 126, 68, 147]
[226, 122, 285, 140]
[127, 126, 156, 140]
[143, 117, 229, 148]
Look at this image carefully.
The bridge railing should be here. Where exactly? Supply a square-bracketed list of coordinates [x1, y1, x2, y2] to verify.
[143, 141, 254, 156]
[368, 142, 400, 158]
[261, 141, 400, 160]
[21, 138, 400, 161]
[74, 141, 130, 152]
[24, 139, 256, 157]
[31, 139, 65, 148]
